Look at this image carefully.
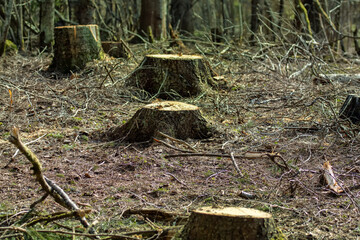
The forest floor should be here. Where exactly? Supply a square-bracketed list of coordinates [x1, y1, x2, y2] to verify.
[0, 42, 360, 239]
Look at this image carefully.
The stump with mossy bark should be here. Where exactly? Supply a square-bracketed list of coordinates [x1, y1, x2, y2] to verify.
[106, 101, 213, 142]
[101, 40, 131, 58]
[125, 54, 217, 99]
[50, 25, 104, 73]
[180, 207, 285, 240]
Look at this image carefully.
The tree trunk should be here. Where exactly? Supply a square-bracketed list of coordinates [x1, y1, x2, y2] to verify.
[125, 54, 217, 99]
[249, 0, 261, 45]
[170, 0, 194, 34]
[105, 101, 213, 142]
[50, 25, 104, 73]
[72, 0, 96, 25]
[13, 0, 24, 52]
[180, 207, 285, 240]
[0, 0, 14, 56]
[139, 0, 167, 40]
[39, 0, 55, 51]
[294, 0, 322, 40]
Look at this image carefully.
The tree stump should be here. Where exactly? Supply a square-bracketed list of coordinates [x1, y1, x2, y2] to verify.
[339, 95, 360, 124]
[101, 40, 131, 58]
[125, 54, 217, 99]
[180, 207, 285, 240]
[50, 24, 104, 73]
[106, 101, 213, 142]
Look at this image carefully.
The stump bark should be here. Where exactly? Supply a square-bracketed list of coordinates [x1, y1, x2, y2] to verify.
[339, 94, 360, 124]
[101, 40, 131, 58]
[125, 54, 217, 99]
[50, 24, 104, 73]
[180, 207, 284, 240]
[106, 101, 213, 142]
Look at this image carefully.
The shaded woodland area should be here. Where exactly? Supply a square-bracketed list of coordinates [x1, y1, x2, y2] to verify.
[1, 0, 360, 239]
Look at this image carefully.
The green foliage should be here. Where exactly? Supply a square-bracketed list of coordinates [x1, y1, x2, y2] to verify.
[204, 170, 214, 177]
[62, 143, 76, 150]
[47, 132, 64, 139]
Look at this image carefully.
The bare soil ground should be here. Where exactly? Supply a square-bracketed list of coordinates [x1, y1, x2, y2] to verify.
[1, 44, 360, 239]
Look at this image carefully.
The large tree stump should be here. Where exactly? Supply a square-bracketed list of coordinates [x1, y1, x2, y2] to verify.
[106, 101, 213, 142]
[50, 25, 104, 73]
[125, 54, 217, 99]
[101, 40, 131, 58]
[339, 94, 360, 124]
[180, 207, 285, 240]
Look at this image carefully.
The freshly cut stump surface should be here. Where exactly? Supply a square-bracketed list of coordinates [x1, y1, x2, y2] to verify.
[50, 25, 104, 73]
[126, 54, 216, 98]
[181, 207, 284, 240]
[107, 101, 213, 142]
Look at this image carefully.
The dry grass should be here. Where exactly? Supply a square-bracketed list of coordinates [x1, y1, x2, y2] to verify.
[0, 42, 360, 239]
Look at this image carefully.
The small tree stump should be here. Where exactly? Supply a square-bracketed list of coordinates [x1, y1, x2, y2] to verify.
[101, 40, 131, 58]
[106, 101, 213, 142]
[180, 207, 284, 240]
[50, 24, 104, 73]
[125, 54, 217, 99]
[339, 95, 360, 124]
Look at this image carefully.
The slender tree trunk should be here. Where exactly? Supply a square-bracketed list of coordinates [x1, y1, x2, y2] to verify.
[249, 0, 261, 45]
[278, 0, 284, 29]
[0, 0, 14, 56]
[139, 0, 167, 40]
[39, 0, 55, 51]
[14, 0, 24, 52]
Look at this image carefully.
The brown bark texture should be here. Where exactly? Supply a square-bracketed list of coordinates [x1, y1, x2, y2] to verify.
[50, 24, 104, 73]
[139, 0, 167, 39]
[126, 54, 217, 99]
[180, 207, 284, 240]
[105, 101, 213, 142]
[39, 0, 55, 51]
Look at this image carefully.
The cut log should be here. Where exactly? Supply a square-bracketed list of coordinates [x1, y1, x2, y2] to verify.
[101, 40, 131, 58]
[339, 95, 360, 124]
[180, 207, 285, 240]
[50, 24, 104, 73]
[125, 54, 217, 99]
[106, 101, 213, 142]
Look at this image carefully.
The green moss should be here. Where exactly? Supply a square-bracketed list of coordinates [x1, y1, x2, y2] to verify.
[270, 227, 287, 240]
[5, 40, 18, 54]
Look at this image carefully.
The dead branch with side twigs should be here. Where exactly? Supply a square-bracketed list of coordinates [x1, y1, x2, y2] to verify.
[7, 127, 95, 232]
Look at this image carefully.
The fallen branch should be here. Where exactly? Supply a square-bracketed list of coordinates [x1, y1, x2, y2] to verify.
[165, 151, 271, 159]
[230, 152, 243, 177]
[154, 138, 193, 153]
[164, 172, 189, 188]
[7, 127, 93, 230]
[157, 131, 197, 152]
[122, 208, 188, 224]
